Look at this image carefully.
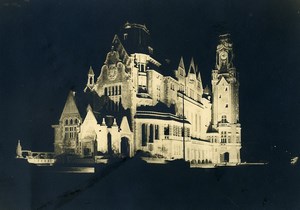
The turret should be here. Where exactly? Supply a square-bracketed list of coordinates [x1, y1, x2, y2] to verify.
[84, 66, 95, 92]
[16, 140, 22, 158]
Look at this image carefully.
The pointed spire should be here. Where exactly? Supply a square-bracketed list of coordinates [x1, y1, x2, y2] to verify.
[188, 57, 196, 74]
[176, 56, 186, 77]
[86, 104, 92, 112]
[113, 118, 117, 126]
[197, 67, 202, 82]
[59, 91, 81, 121]
[178, 56, 185, 69]
[88, 66, 94, 75]
[101, 117, 106, 126]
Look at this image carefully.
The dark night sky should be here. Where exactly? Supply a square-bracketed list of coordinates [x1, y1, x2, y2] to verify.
[0, 0, 300, 163]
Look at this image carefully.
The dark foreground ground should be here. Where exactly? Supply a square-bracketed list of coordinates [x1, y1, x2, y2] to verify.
[1, 157, 300, 210]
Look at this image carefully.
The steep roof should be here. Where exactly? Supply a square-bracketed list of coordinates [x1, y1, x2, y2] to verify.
[188, 57, 196, 75]
[88, 66, 94, 75]
[137, 101, 176, 114]
[60, 91, 81, 121]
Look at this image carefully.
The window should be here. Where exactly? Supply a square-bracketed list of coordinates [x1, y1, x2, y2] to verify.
[112, 87, 115, 96]
[65, 119, 68, 125]
[155, 125, 159, 139]
[149, 124, 154, 143]
[225, 104, 228, 108]
[170, 83, 175, 91]
[221, 115, 227, 123]
[221, 131, 227, 143]
[64, 125, 77, 140]
[142, 124, 147, 146]
[180, 85, 184, 92]
[123, 33, 128, 40]
[119, 85, 121, 95]
[164, 125, 170, 135]
[173, 125, 177, 136]
[187, 128, 190, 137]
[104, 87, 108, 96]
[141, 64, 145, 72]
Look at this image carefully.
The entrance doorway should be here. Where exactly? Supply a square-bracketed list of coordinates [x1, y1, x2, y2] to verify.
[220, 152, 230, 162]
[121, 137, 130, 157]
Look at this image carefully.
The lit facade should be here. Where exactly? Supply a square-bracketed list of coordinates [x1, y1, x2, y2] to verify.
[52, 22, 241, 164]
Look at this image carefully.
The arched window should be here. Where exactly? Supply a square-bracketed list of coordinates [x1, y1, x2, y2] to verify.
[70, 119, 73, 125]
[89, 77, 93, 85]
[75, 119, 78, 124]
[65, 119, 68, 125]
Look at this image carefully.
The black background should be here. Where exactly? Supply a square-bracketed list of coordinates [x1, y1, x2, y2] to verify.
[0, 0, 300, 209]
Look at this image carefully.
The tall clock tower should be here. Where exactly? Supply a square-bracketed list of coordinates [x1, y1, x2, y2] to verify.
[211, 34, 241, 163]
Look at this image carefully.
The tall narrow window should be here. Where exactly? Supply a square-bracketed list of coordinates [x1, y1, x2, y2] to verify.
[108, 87, 111, 96]
[104, 87, 108, 96]
[149, 124, 154, 143]
[155, 125, 159, 139]
[142, 124, 147, 146]
[221, 115, 227, 123]
[119, 85, 121, 95]
[141, 64, 145, 72]
[164, 125, 169, 135]
[112, 87, 115, 96]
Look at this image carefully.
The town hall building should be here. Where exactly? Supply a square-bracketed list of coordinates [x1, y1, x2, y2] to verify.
[52, 22, 242, 164]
